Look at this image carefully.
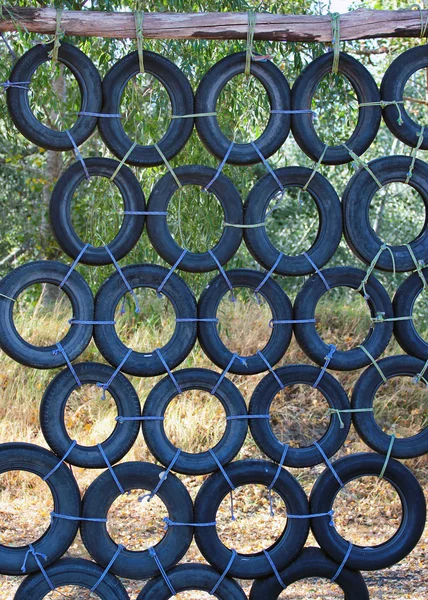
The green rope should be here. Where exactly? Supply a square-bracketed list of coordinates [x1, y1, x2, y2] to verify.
[110, 141, 137, 182]
[330, 12, 340, 74]
[0, 292, 15, 302]
[379, 433, 396, 479]
[245, 10, 257, 77]
[326, 407, 374, 429]
[358, 101, 404, 126]
[171, 113, 217, 119]
[154, 143, 183, 189]
[49, 8, 64, 64]
[357, 345, 387, 382]
[135, 11, 145, 73]
[297, 143, 328, 205]
[371, 312, 412, 324]
[357, 243, 395, 299]
[405, 127, 425, 184]
[405, 242, 428, 290]
[409, 4, 428, 37]
[413, 357, 428, 386]
[223, 222, 265, 228]
[343, 144, 382, 189]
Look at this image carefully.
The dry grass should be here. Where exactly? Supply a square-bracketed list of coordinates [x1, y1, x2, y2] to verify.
[0, 291, 427, 599]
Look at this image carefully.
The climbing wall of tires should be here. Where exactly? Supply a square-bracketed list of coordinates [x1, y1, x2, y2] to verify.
[0, 28, 427, 600]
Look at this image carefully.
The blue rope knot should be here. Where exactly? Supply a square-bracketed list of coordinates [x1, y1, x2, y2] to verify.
[371, 311, 385, 324]
[21, 544, 47, 573]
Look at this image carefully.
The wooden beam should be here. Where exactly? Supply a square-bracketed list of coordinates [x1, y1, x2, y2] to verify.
[0, 7, 427, 42]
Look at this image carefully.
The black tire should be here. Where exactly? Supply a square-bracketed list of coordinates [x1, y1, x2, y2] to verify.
[393, 268, 428, 359]
[137, 563, 247, 599]
[294, 266, 393, 371]
[50, 157, 145, 266]
[310, 452, 426, 570]
[194, 459, 309, 579]
[40, 362, 141, 468]
[249, 365, 351, 467]
[146, 165, 243, 273]
[381, 45, 428, 149]
[7, 42, 101, 150]
[99, 51, 194, 167]
[0, 261, 94, 369]
[198, 269, 292, 374]
[351, 355, 428, 458]
[0, 443, 81, 575]
[80, 462, 193, 580]
[249, 546, 369, 600]
[291, 52, 381, 164]
[343, 156, 428, 271]
[244, 167, 342, 275]
[14, 557, 130, 600]
[93, 264, 197, 376]
[142, 368, 247, 475]
[195, 52, 291, 165]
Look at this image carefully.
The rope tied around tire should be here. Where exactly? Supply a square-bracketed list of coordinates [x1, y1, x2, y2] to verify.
[207, 249, 236, 301]
[330, 12, 341, 74]
[405, 243, 428, 289]
[104, 245, 140, 313]
[204, 142, 235, 192]
[110, 142, 137, 180]
[134, 10, 145, 73]
[52, 343, 81, 387]
[413, 357, 428, 385]
[97, 443, 125, 494]
[263, 549, 287, 590]
[253, 252, 283, 298]
[245, 11, 271, 77]
[371, 311, 412, 324]
[357, 344, 387, 382]
[379, 433, 396, 479]
[358, 100, 404, 125]
[91, 544, 125, 592]
[314, 440, 344, 487]
[156, 249, 187, 297]
[148, 547, 176, 596]
[139, 448, 182, 503]
[267, 443, 289, 516]
[65, 130, 90, 180]
[327, 407, 374, 429]
[208, 448, 236, 520]
[210, 549, 238, 595]
[50, 512, 107, 524]
[343, 143, 382, 189]
[250, 141, 285, 192]
[49, 8, 64, 64]
[312, 344, 336, 389]
[303, 252, 330, 290]
[405, 127, 425, 183]
[1, 80, 29, 90]
[97, 348, 132, 399]
[163, 517, 216, 529]
[211, 353, 247, 395]
[297, 143, 328, 205]
[357, 243, 396, 299]
[43, 440, 76, 481]
[21, 544, 54, 590]
[331, 542, 353, 582]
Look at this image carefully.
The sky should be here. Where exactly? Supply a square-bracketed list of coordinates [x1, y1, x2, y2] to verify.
[329, 0, 355, 12]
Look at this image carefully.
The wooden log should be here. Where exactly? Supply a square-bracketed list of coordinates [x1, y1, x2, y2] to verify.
[0, 7, 428, 42]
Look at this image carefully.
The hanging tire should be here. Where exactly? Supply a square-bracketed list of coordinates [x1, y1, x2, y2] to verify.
[381, 45, 428, 149]
[40, 362, 141, 468]
[249, 365, 351, 467]
[244, 166, 342, 275]
[249, 546, 369, 600]
[137, 563, 247, 599]
[0, 443, 81, 575]
[291, 52, 381, 164]
[14, 557, 130, 600]
[142, 368, 247, 475]
[198, 269, 293, 374]
[194, 459, 309, 579]
[93, 264, 197, 376]
[393, 268, 428, 359]
[342, 155, 428, 271]
[80, 461, 193, 580]
[351, 355, 428, 458]
[310, 452, 426, 570]
[195, 52, 291, 165]
[99, 51, 194, 166]
[7, 42, 101, 150]
[50, 157, 146, 266]
[0, 261, 93, 369]
[146, 165, 243, 273]
[293, 266, 393, 371]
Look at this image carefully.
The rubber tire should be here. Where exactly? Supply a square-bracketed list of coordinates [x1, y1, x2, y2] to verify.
[195, 52, 291, 165]
[99, 51, 194, 167]
[244, 166, 342, 275]
[137, 563, 247, 599]
[142, 368, 247, 475]
[291, 52, 381, 164]
[294, 266, 393, 371]
[0, 260, 94, 369]
[343, 156, 428, 271]
[146, 165, 243, 273]
[80, 461, 193, 580]
[381, 45, 428, 149]
[393, 268, 428, 359]
[194, 459, 309, 579]
[93, 264, 197, 376]
[14, 557, 130, 600]
[198, 269, 293, 374]
[249, 547, 369, 600]
[0, 443, 81, 575]
[50, 157, 145, 265]
[310, 452, 426, 570]
[7, 42, 101, 150]
[40, 362, 141, 468]
[249, 365, 351, 467]
[351, 355, 428, 458]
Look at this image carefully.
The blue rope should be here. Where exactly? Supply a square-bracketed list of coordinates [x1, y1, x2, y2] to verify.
[148, 547, 176, 596]
[256, 350, 284, 389]
[0, 33, 16, 60]
[97, 348, 132, 400]
[52, 343, 81, 387]
[116, 415, 164, 423]
[303, 252, 330, 290]
[287, 509, 334, 526]
[156, 249, 187, 297]
[163, 517, 216, 530]
[20, 544, 54, 590]
[104, 245, 140, 313]
[78, 111, 122, 117]
[269, 318, 316, 327]
[312, 344, 336, 389]
[209, 448, 236, 520]
[50, 512, 107, 524]
[175, 317, 219, 323]
[314, 441, 344, 488]
[263, 549, 287, 590]
[254, 252, 283, 297]
[211, 353, 247, 395]
[226, 414, 270, 420]
[139, 449, 182, 503]
[1, 80, 29, 90]
[97, 443, 125, 494]
[208, 249, 236, 301]
[267, 444, 289, 516]
[65, 130, 90, 180]
[43, 440, 77, 482]
[250, 141, 284, 192]
[123, 211, 167, 216]
[210, 549, 237, 595]
[59, 243, 90, 289]
[204, 141, 235, 192]
[69, 318, 116, 325]
[331, 542, 353, 582]
[91, 544, 125, 592]
[155, 348, 182, 393]
[270, 109, 315, 116]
